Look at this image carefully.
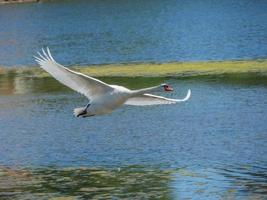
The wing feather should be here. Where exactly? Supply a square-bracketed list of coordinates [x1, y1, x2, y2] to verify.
[125, 89, 191, 106]
[34, 48, 113, 99]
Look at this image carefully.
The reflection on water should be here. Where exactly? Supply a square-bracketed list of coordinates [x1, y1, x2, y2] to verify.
[0, 164, 266, 199]
[1, 72, 267, 96]
[217, 164, 267, 197]
[0, 73, 167, 95]
[0, 166, 172, 199]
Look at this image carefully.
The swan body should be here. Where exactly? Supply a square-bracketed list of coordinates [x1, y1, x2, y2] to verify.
[35, 48, 191, 118]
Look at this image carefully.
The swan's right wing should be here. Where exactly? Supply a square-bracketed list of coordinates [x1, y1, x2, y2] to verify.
[34, 48, 113, 100]
[125, 89, 191, 106]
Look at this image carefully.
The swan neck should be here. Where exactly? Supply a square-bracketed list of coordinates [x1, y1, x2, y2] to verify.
[131, 85, 161, 96]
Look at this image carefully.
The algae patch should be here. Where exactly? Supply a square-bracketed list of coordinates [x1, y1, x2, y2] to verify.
[77, 59, 267, 77]
[1, 59, 267, 78]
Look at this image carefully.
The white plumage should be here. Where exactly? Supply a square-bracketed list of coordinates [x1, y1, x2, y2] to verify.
[35, 48, 191, 117]
[124, 91, 191, 106]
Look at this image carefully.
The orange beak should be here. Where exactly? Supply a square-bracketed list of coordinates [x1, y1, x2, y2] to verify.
[164, 85, 173, 92]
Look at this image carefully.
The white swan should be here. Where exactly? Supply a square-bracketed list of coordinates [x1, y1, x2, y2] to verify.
[35, 48, 191, 117]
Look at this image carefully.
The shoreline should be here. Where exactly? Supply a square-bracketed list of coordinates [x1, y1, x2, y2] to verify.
[0, 0, 39, 4]
[1, 59, 267, 78]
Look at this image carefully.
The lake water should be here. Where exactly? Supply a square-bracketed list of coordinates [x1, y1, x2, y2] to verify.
[0, 75, 267, 199]
[0, 0, 267, 67]
[0, 0, 267, 199]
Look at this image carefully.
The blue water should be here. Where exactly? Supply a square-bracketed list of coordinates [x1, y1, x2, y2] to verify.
[0, 0, 267, 66]
[0, 76, 266, 199]
[1, 77, 266, 168]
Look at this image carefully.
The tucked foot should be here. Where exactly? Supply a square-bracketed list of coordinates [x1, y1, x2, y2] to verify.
[77, 109, 87, 117]
[74, 103, 91, 117]
[74, 107, 87, 117]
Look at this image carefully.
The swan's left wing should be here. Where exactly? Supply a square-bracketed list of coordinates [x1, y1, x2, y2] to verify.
[34, 48, 113, 100]
[125, 89, 191, 106]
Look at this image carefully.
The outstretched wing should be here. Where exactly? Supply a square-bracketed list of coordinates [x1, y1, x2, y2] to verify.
[125, 89, 191, 106]
[34, 48, 113, 100]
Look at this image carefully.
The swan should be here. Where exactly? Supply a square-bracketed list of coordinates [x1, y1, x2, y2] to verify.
[34, 48, 191, 118]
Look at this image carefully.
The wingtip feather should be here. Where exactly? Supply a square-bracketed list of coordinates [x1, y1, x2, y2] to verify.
[42, 47, 50, 60]
[46, 47, 55, 61]
[182, 89, 191, 102]
[35, 47, 56, 65]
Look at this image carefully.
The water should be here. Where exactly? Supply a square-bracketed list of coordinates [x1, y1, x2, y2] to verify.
[0, 75, 267, 199]
[0, 0, 267, 199]
[0, 0, 267, 67]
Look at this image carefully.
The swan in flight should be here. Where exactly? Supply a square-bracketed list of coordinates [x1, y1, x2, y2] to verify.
[35, 48, 191, 118]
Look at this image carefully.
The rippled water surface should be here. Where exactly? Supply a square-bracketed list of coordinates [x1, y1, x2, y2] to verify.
[0, 0, 267, 66]
[0, 75, 267, 199]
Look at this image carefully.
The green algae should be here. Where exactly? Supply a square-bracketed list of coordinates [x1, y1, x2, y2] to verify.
[1, 59, 267, 78]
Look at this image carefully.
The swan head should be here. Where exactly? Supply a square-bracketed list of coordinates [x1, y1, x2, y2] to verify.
[161, 84, 173, 92]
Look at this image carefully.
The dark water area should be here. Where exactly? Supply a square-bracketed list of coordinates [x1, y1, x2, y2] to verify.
[0, 75, 267, 199]
[0, 0, 267, 67]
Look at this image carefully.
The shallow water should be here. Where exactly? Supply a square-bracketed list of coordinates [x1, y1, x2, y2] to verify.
[1, 165, 267, 199]
[0, 0, 267, 66]
[0, 75, 267, 199]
